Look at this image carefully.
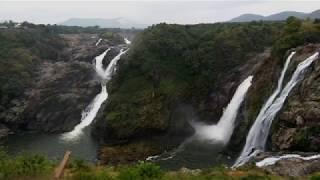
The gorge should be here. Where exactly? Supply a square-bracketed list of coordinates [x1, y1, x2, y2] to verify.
[1, 17, 320, 178]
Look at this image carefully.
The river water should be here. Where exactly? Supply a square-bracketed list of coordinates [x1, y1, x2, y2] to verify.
[2, 127, 98, 162]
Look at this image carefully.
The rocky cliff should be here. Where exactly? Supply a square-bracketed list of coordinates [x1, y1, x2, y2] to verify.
[93, 19, 320, 165]
[271, 44, 320, 152]
[0, 31, 117, 136]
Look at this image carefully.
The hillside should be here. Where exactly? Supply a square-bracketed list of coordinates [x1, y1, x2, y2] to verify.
[1, 17, 320, 179]
[230, 9, 320, 22]
[92, 18, 320, 167]
[60, 18, 148, 29]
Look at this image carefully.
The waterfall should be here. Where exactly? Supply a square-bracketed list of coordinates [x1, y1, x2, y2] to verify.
[192, 75, 253, 145]
[124, 38, 131, 45]
[95, 38, 102, 46]
[95, 48, 111, 77]
[234, 52, 319, 167]
[62, 48, 128, 141]
[146, 76, 253, 162]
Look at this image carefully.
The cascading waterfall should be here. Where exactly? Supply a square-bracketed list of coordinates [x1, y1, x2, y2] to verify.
[192, 75, 253, 144]
[147, 76, 253, 162]
[234, 52, 319, 167]
[124, 38, 131, 45]
[62, 47, 128, 141]
[95, 38, 102, 46]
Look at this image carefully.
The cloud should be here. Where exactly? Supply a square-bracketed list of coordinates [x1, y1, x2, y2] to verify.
[0, 1, 319, 24]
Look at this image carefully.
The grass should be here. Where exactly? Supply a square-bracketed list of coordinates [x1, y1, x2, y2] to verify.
[0, 149, 318, 180]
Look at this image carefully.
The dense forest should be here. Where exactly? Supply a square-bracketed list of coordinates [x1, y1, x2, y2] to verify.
[0, 25, 65, 119]
[94, 17, 320, 144]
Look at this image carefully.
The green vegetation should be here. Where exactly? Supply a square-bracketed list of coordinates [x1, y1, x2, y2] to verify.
[292, 127, 320, 151]
[0, 150, 54, 179]
[272, 17, 320, 56]
[97, 21, 282, 141]
[0, 22, 136, 129]
[0, 25, 66, 122]
[0, 149, 318, 179]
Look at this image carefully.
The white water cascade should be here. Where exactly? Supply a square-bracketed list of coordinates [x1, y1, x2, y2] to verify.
[62, 48, 128, 141]
[256, 154, 320, 167]
[95, 38, 102, 46]
[234, 52, 319, 167]
[124, 38, 131, 45]
[146, 76, 253, 162]
[192, 75, 253, 145]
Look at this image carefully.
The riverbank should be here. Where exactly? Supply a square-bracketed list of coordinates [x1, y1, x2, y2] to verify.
[0, 150, 319, 180]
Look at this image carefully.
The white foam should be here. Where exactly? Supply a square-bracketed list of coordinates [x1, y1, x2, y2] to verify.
[124, 38, 131, 45]
[256, 154, 320, 167]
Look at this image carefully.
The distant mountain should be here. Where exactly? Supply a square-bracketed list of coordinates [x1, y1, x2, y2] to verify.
[309, 10, 320, 19]
[60, 17, 148, 29]
[230, 9, 320, 22]
[230, 14, 265, 22]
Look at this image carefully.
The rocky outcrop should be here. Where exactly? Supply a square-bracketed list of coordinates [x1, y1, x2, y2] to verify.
[0, 34, 112, 134]
[21, 61, 100, 132]
[0, 123, 10, 138]
[253, 152, 320, 177]
[227, 48, 282, 153]
[271, 44, 320, 152]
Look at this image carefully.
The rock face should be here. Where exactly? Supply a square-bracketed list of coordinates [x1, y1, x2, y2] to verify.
[21, 61, 100, 132]
[254, 152, 320, 177]
[227, 48, 282, 154]
[0, 34, 112, 134]
[271, 44, 320, 152]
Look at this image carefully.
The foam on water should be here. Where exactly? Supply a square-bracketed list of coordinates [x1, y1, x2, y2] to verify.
[256, 154, 320, 167]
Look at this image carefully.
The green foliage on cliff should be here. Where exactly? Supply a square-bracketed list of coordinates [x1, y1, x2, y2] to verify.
[98, 21, 281, 140]
[0, 150, 53, 179]
[0, 27, 66, 114]
[273, 17, 320, 55]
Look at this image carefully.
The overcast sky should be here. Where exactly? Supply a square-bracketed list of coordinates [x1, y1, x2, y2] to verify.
[0, 1, 320, 24]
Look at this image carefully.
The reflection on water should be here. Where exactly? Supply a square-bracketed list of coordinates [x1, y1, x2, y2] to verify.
[152, 138, 235, 170]
[1, 127, 98, 162]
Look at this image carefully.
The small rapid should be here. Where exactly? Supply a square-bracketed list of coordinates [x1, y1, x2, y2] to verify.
[256, 154, 320, 167]
[234, 52, 319, 167]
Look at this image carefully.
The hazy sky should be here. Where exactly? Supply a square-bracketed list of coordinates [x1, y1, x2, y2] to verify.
[0, 1, 320, 24]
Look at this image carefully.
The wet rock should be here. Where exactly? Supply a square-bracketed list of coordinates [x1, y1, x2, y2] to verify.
[0, 124, 10, 138]
[22, 61, 100, 132]
[99, 142, 162, 165]
[271, 44, 320, 152]
[260, 157, 320, 177]
[295, 115, 304, 126]
[0, 34, 107, 134]
[272, 128, 297, 150]
[179, 167, 202, 176]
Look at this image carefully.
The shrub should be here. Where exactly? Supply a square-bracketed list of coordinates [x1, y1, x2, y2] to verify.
[0, 151, 53, 179]
[71, 170, 113, 180]
[118, 161, 164, 180]
[311, 173, 320, 180]
[69, 159, 90, 171]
